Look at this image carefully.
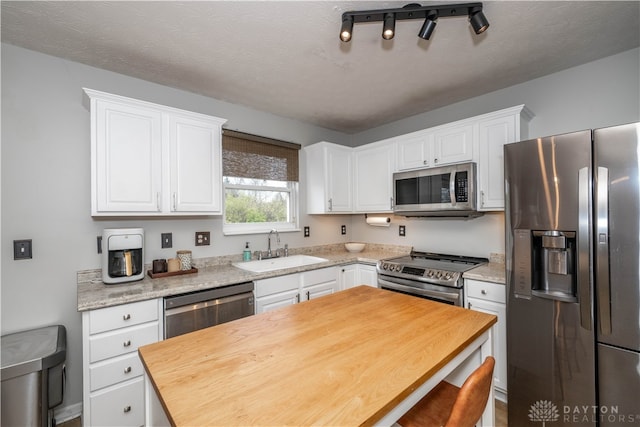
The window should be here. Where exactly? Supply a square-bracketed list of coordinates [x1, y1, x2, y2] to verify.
[222, 130, 300, 235]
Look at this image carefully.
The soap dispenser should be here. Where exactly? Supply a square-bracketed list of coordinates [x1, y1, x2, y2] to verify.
[243, 242, 251, 261]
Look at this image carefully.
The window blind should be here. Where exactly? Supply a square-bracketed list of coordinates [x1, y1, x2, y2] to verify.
[222, 130, 300, 182]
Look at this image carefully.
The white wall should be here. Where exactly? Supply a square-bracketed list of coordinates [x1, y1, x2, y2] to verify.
[0, 43, 352, 411]
[2, 43, 639, 414]
[353, 48, 640, 145]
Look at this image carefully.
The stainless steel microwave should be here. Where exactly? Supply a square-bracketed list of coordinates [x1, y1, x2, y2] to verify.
[393, 162, 482, 217]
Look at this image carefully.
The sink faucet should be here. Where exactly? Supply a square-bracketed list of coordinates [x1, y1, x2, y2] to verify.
[267, 229, 280, 258]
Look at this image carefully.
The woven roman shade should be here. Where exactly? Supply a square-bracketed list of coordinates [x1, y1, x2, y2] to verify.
[222, 130, 300, 182]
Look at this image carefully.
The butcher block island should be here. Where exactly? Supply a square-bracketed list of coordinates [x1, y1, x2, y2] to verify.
[139, 286, 497, 426]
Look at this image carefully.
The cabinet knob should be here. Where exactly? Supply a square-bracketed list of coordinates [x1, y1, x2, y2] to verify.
[124, 366, 132, 374]
[434, 158, 439, 164]
[423, 160, 427, 165]
[306, 291, 311, 301]
[123, 314, 131, 321]
[468, 303, 473, 309]
[123, 406, 132, 413]
[123, 340, 131, 347]
[481, 289, 487, 295]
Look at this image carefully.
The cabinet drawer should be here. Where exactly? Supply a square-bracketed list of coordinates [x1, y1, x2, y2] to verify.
[90, 322, 158, 363]
[90, 352, 144, 392]
[301, 267, 337, 286]
[466, 280, 505, 303]
[255, 274, 299, 297]
[89, 299, 158, 334]
[89, 377, 144, 427]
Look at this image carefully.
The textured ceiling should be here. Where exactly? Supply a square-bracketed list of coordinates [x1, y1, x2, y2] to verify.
[2, 1, 639, 133]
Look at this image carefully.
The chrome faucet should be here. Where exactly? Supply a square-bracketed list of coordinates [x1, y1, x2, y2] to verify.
[267, 229, 280, 258]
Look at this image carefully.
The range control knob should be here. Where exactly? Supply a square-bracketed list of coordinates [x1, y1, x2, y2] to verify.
[444, 273, 452, 280]
[395, 265, 402, 272]
[427, 270, 434, 277]
[382, 263, 389, 270]
[435, 271, 443, 279]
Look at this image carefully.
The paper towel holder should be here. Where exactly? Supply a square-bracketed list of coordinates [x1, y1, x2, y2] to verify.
[364, 214, 391, 227]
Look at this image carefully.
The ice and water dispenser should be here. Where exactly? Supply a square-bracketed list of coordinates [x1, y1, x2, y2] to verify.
[513, 229, 578, 302]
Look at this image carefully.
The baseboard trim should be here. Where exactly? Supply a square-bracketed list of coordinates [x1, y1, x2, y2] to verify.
[53, 402, 83, 424]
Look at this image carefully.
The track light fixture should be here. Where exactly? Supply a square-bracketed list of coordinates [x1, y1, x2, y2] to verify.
[339, 2, 489, 42]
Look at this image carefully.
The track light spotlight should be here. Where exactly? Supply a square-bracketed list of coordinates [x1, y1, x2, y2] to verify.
[418, 11, 438, 40]
[382, 13, 396, 40]
[340, 15, 354, 42]
[339, 2, 488, 43]
[469, 6, 489, 34]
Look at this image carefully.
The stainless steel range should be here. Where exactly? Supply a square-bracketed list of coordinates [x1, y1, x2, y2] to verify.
[377, 251, 488, 306]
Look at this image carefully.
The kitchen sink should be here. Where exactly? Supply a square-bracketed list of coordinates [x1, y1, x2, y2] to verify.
[233, 255, 328, 273]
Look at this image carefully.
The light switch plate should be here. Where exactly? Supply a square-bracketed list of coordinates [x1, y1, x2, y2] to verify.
[161, 233, 173, 248]
[14, 239, 33, 260]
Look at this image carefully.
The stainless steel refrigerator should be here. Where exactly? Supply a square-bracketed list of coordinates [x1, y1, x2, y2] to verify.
[505, 122, 640, 426]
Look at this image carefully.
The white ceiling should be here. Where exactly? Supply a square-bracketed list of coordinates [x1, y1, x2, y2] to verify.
[2, 1, 639, 133]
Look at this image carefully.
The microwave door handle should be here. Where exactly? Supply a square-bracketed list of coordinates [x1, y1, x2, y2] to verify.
[596, 166, 612, 335]
[450, 172, 456, 206]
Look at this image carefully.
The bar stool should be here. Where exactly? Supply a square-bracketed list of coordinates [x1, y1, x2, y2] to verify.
[398, 356, 495, 427]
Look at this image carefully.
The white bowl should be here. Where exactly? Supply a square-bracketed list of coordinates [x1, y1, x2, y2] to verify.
[345, 242, 365, 253]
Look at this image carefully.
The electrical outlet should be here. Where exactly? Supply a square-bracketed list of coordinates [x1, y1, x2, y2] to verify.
[399, 225, 406, 237]
[14, 239, 32, 260]
[341, 225, 346, 235]
[195, 231, 210, 246]
[304, 226, 310, 237]
[161, 233, 173, 248]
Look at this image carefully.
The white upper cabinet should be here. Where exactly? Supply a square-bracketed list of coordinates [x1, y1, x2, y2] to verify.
[396, 123, 473, 171]
[85, 89, 226, 216]
[168, 113, 223, 213]
[432, 123, 474, 166]
[353, 141, 396, 213]
[476, 105, 533, 211]
[305, 142, 353, 213]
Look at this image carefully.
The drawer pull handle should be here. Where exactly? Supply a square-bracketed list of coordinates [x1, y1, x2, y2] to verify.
[481, 289, 487, 295]
[123, 340, 131, 347]
[123, 406, 131, 413]
[123, 314, 131, 320]
[124, 366, 132, 374]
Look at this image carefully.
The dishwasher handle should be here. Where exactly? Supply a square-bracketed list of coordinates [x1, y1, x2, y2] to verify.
[164, 282, 254, 309]
[165, 291, 255, 316]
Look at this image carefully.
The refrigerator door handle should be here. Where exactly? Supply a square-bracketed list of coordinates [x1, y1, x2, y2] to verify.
[596, 166, 612, 335]
[578, 166, 592, 330]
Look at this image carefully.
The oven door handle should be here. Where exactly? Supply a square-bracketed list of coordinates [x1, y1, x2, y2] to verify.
[378, 278, 461, 304]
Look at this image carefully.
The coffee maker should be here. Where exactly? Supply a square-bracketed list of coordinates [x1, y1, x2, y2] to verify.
[102, 228, 144, 284]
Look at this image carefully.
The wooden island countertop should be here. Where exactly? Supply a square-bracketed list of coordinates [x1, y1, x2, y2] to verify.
[139, 286, 497, 427]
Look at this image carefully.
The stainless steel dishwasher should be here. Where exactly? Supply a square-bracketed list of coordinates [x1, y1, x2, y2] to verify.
[164, 282, 254, 339]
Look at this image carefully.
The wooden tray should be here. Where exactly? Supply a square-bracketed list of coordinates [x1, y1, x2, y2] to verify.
[147, 267, 198, 279]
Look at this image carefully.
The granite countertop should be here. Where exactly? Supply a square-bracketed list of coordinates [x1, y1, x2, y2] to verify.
[463, 253, 506, 284]
[77, 243, 410, 311]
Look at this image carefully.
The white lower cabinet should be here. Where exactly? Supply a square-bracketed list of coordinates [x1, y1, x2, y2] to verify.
[465, 279, 507, 401]
[82, 299, 163, 427]
[339, 263, 378, 290]
[255, 267, 338, 314]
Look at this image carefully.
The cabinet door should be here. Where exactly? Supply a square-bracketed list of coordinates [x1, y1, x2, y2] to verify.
[93, 99, 162, 214]
[477, 115, 516, 210]
[432, 124, 474, 166]
[354, 143, 395, 212]
[169, 114, 223, 213]
[302, 281, 337, 301]
[357, 264, 378, 288]
[467, 297, 507, 393]
[339, 265, 358, 290]
[255, 290, 299, 313]
[397, 133, 431, 170]
[326, 145, 353, 212]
